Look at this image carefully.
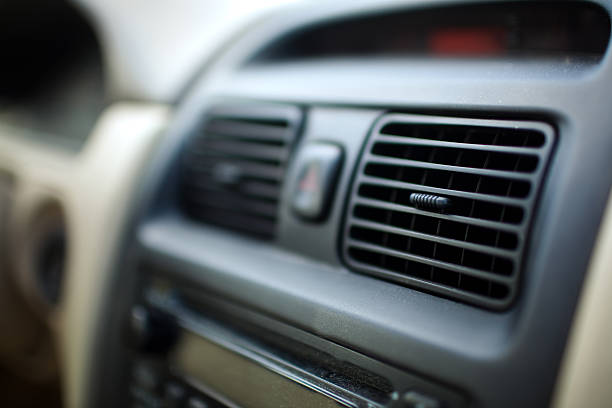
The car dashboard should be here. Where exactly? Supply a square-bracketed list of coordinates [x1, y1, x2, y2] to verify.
[1, 1, 612, 408]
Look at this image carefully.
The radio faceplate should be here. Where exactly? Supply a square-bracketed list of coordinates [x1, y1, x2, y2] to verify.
[172, 331, 348, 408]
[123, 275, 468, 408]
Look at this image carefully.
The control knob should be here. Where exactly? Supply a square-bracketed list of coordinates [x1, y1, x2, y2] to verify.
[128, 305, 179, 354]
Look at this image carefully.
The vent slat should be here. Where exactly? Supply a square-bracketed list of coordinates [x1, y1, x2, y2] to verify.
[185, 183, 280, 202]
[349, 218, 516, 258]
[376, 134, 544, 155]
[380, 121, 546, 148]
[343, 115, 554, 309]
[185, 156, 284, 182]
[366, 155, 535, 182]
[206, 119, 290, 142]
[199, 139, 289, 163]
[187, 166, 282, 190]
[353, 197, 521, 233]
[345, 253, 510, 307]
[371, 141, 539, 173]
[347, 240, 513, 285]
[179, 105, 301, 240]
[239, 181, 281, 201]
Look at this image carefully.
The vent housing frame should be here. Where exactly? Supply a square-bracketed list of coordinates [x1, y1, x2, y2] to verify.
[342, 114, 555, 310]
[179, 104, 302, 240]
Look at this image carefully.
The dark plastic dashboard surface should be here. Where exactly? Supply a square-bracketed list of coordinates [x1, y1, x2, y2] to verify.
[0, 0, 106, 151]
[251, 1, 610, 62]
[88, 1, 612, 408]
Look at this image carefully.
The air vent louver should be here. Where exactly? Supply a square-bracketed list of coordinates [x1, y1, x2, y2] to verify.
[343, 114, 554, 309]
[180, 105, 301, 239]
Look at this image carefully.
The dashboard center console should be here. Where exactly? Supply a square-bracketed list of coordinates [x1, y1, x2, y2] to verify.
[124, 277, 465, 408]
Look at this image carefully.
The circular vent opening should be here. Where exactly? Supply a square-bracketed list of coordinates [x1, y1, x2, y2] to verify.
[24, 201, 68, 308]
[35, 223, 66, 305]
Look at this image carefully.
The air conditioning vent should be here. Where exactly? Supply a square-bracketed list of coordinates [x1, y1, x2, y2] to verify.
[180, 105, 301, 239]
[343, 114, 554, 309]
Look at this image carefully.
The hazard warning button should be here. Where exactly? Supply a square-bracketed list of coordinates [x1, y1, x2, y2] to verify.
[291, 143, 343, 221]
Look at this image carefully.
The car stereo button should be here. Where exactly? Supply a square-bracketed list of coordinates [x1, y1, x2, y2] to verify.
[186, 397, 209, 408]
[163, 382, 186, 408]
[402, 391, 440, 408]
[132, 361, 160, 391]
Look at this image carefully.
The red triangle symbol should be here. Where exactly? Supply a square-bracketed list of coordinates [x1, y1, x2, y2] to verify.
[299, 164, 319, 193]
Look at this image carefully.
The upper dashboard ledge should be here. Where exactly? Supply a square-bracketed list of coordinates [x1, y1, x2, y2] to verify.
[246, 2, 610, 66]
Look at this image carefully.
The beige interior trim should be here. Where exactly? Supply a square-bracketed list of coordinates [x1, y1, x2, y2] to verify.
[553, 189, 612, 408]
[0, 103, 169, 408]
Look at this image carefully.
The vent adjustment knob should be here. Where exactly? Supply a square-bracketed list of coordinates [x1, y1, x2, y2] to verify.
[409, 193, 451, 211]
